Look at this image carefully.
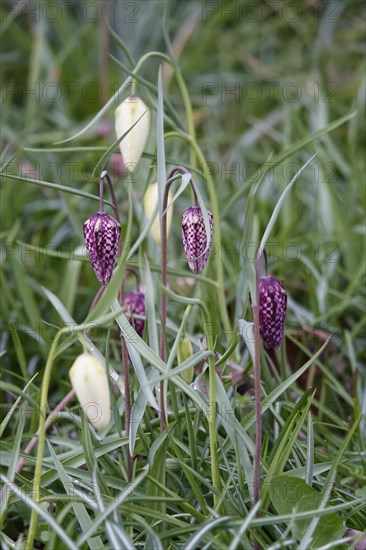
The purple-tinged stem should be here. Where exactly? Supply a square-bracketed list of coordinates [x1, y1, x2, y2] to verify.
[101, 170, 132, 480]
[263, 249, 268, 277]
[252, 248, 263, 548]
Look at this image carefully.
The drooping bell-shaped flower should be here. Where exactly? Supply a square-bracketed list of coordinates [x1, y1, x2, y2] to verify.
[143, 182, 173, 245]
[125, 291, 145, 337]
[83, 212, 121, 286]
[182, 206, 213, 273]
[115, 95, 150, 173]
[258, 276, 287, 349]
[69, 353, 111, 430]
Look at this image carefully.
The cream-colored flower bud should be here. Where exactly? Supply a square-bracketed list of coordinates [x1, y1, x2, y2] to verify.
[177, 337, 194, 384]
[143, 182, 173, 245]
[115, 95, 150, 173]
[69, 353, 111, 430]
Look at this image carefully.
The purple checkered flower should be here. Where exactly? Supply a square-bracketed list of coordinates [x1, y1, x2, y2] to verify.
[258, 276, 287, 349]
[125, 291, 145, 337]
[182, 207, 213, 273]
[83, 212, 121, 286]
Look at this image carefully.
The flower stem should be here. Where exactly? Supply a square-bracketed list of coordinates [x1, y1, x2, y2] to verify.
[263, 249, 268, 276]
[253, 249, 263, 507]
[170, 67, 234, 356]
[164, 131, 234, 358]
[161, 166, 221, 507]
[202, 305, 222, 510]
[160, 166, 193, 431]
[101, 170, 132, 480]
[26, 331, 62, 550]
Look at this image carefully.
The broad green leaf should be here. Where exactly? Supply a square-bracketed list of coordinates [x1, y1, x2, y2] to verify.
[269, 475, 344, 547]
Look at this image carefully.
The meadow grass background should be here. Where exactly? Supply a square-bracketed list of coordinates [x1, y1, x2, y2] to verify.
[1, 0, 365, 548]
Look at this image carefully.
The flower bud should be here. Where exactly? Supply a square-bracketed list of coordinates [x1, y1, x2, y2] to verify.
[69, 353, 111, 430]
[182, 207, 213, 273]
[177, 337, 194, 384]
[125, 291, 145, 337]
[115, 95, 150, 173]
[258, 276, 287, 349]
[143, 182, 173, 245]
[83, 212, 121, 286]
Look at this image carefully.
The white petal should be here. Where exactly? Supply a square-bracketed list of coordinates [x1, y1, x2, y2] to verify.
[115, 96, 150, 172]
[69, 353, 111, 429]
[143, 182, 173, 245]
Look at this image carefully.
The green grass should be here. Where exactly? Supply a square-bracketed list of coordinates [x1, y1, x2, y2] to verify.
[1, 1, 365, 548]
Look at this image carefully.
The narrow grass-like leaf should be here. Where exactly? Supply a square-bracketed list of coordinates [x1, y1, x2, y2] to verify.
[81, 413, 110, 499]
[55, 75, 133, 144]
[112, 301, 208, 411]
[298, 414, 362, 549]
[215, 373, 254, 498]
[9, 323, 28, 380]
[157, 65, 167, 219]
[157, 350, 212, 382]
[1, 173, 112, 207]
[92, 108, 149, 177]
[126, 341, 159, 411]
[223, 111, 357, 215]
[146, 436, 168, 521]
[144, 255, 159, 355]
[185, 516, 231, 550]
[16, 241, 219, 285]
[244, 338, 330, 429]
[6, 412, 24, 483]
[0, 412, 25, 529]
[130, 514, 164, 550]
[47, 441, 104, 550]
[163, 172, 192, 215]
[227, 498, 364, 528]
[229, 501, 261, 550]
[259, 153, 317, 256]
[7, 255, 45, 355]
[0, 374, 37, 438]
[168, 464, 207, 517]
[129, 375, 151, 454]
[40, 435, 128, 488]
[0, 475, 78, 550]
[239, 319, 255, 363]
[306, 412, 314, 487]
[261, 391, 315, 508]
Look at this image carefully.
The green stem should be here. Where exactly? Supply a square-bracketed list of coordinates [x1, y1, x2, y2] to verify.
[26, 331, 62, 550]
[201, 304, 222, 510]
[160, 166, 194, 431]
[165, 130, 233, 351]
[170, 64, 232, 341]
[174, 67, 197, 169]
